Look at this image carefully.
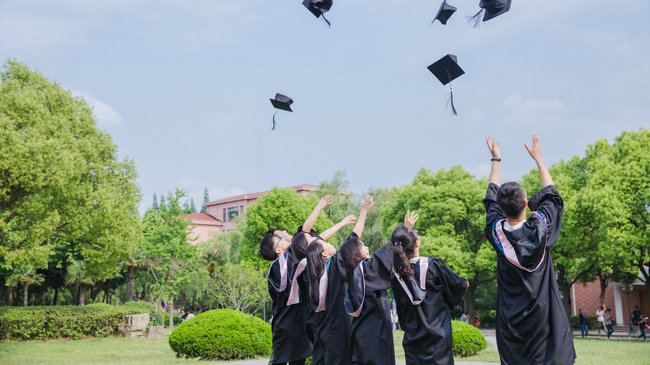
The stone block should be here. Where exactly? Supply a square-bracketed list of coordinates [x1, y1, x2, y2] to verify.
[147, 325, 163, 338]
[118, 313, 150, 338]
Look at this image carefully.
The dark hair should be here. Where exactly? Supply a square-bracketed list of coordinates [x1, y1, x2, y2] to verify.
[306, 239, 326, 306]
[291, 232, 310, 261]
[339, 236, 366, 282]
[259, 230, 277, 261]
[606, 308, 611, 312]
[496, 182, 527, 218]
[391, 225, 418, 280]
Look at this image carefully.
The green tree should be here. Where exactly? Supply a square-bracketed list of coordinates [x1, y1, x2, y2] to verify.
[189, 198, 197, 214]
[382, 167, 495, 320]
[241, 188, 333, 263]
[209, 262, 267, 315]
[6, 264, 43, 306]
[201, 188, 209, 213]
[153, 193, 159, 211]
[141, 189, 199, 327]
[0, 60, 142, 294]
[65, 259, 95, 305]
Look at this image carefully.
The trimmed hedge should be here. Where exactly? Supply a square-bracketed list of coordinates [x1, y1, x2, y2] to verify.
[0, 302, 155, 341]
[569, 315, 598, 329]
[452, 320, 488, 357]
[168, 309, 271, 360]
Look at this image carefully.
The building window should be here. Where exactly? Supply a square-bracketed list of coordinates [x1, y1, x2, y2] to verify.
[240, 205, 244, 213]
[223, 208, 226, 222]
[227, 206, 239, 221]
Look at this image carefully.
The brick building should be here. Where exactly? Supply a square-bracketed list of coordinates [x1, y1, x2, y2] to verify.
[571, 278, 649, 326]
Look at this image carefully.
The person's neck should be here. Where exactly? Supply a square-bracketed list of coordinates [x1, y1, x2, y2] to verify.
[409, 248, 421, 260]
[506, 212, 527, 227]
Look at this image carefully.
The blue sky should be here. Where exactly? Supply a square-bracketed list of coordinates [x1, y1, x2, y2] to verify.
[1, 0, 648, 212]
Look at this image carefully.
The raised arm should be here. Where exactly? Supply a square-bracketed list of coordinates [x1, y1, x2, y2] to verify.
[486, 136, 501, 186]
[525, 133, 554, 188]
[352, 196, 374, 237]
[302, 194, 333, 233]
[320, 215, 356, 241]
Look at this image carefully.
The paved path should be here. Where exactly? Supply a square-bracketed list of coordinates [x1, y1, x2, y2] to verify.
[221, 332, 499, 365]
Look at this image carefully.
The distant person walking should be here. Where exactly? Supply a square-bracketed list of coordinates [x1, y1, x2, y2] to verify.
[579, 309, 588, 338]
[604, 309, 614, 339]
[632, 306, 642, 333]
[596, 306, 605, 335]
[460, 311, 469, 324]
[638, 317, 648, 341]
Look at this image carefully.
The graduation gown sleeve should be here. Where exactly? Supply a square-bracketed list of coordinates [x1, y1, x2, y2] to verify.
[429, 258, 467, 309]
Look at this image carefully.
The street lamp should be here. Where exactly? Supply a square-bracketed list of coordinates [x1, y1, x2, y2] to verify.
[626, 284, 634, 334]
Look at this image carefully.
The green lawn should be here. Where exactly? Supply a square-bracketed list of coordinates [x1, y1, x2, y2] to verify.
[1, 329, 649, 365]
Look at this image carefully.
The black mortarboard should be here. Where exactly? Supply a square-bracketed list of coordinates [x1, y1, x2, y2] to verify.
[427, 54, 465, 115]
[432, 0, 457, 25]
[303, 0, 333, 27]
[270, 93, 293, 131]
[468, 0, 512, 27]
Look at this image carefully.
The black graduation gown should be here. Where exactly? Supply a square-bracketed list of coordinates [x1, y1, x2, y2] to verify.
[392, 257, 468, 365]
[297, 269, 325, 362]
[483, 183, 576, 365]
[344, 241, 395, 365]
[267, 228, 318, 363]
[311, 250, 353, 365]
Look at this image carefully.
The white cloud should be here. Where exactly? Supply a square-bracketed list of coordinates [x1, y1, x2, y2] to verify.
[71, 91, 122, 126]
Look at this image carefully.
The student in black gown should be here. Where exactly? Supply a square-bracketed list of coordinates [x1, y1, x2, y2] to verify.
[339, 197, 397, 365]
[305, 196, 374, 365]
[390, 211, 468, 365]
[483, 134, 576, 365]
[260, 195, 355, 365]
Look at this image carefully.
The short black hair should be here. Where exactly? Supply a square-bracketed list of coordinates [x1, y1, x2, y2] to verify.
[496, 182, 527, 218]
[259, 230, 277, 261]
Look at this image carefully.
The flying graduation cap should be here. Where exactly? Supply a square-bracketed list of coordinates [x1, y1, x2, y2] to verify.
[432, 0, 457, 25]
[468, 0, 512, 27]
[269, 93, 293, 131]
[303, 0, 333, 27]
[427, 54, 465, 115]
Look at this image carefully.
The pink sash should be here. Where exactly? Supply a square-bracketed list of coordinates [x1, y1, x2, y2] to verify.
[394, 257, 429, 305]
[494, 215, 546, 273]
[287, 258, 307, 306]
[315, 258, 331, 312]
[267, 252, 288, 292]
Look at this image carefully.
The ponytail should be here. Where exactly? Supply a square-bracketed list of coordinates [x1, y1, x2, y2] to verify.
[306, 240, 326, 307]
[391, 225, 418, 280]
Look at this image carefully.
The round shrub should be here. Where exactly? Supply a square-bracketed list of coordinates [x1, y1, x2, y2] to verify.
[168, 309, 271, 360]
[452, 320, 487, 357]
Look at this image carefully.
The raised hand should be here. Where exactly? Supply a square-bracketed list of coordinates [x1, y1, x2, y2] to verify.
[524, 133, 542, 161]
[360, 196, 375, 212]
[317, 194, 334, 210]
[486, 136, 501, 159]
[340, 215, 357, 226]
[404, 210, 418, 229]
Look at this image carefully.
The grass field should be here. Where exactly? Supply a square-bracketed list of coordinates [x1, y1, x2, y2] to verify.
[1, 329, 649, 364]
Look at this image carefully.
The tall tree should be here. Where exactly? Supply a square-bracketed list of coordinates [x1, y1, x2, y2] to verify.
[65, 259, 95, 305]
[201, 188, 209, 213]
[0, 60, 142, 292]
[382, 167, 495, 320]
[153, 193, 159, 211]
[6, 265, 43, 306]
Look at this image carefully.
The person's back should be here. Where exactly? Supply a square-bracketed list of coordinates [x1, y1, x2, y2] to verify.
[483, 134, 576, 365]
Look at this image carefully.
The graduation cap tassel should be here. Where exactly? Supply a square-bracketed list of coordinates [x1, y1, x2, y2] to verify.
[466, 9, 484, 28]
[448, 86, 458, 116]
[320, 13, 331, 27]
[272, 111, 278, 131]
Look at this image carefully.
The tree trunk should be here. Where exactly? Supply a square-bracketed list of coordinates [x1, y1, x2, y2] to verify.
[8, 286, 14, 306]
[127, 268, 134, 301]
[598, 275, 608, 310]
[169, 294, 174, 328]
[23, 281, 29, 307]
[556, 265, 573, 316]
[465, 282, 477, 324]
[52, 287, 59, 305]
[79, 284, 87, 306]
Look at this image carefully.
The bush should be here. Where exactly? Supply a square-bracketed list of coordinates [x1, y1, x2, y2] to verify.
[452, 320, 487, 357]
[569, 315, 598, 329]
[168, 308, 271, 360]
[0, 304, 150, 341]
[164, 312, 182, 327]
